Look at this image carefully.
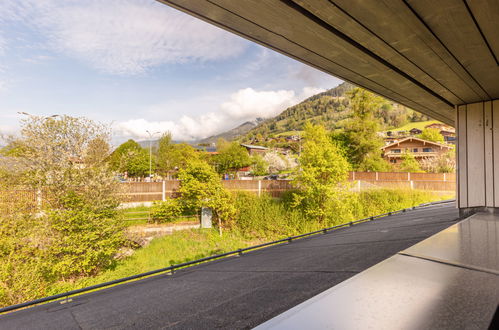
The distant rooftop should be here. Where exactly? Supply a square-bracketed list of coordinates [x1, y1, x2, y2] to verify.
[240, 144, 268, 150]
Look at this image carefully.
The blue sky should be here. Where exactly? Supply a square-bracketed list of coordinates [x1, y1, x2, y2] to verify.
[0, 0, 342, 144]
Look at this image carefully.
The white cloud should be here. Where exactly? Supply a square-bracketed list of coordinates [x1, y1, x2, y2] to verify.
[116, 86, 325, 141]
[0, 0, 247, 75]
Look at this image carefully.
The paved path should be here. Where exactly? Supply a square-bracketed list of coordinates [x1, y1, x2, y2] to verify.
[0, 203, 459, 329]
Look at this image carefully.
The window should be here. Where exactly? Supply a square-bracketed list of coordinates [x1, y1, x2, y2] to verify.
[390, 159, 397, 163]
[413, 148, 418, 152]
[423, 148, 433, 152]
[392, 149, 401, 153]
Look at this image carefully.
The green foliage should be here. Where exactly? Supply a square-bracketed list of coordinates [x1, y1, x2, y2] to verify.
[399, 151, 423, 172]
[48, 229, 259, 296]
[150, 199, 183, 223]
[178, 160, 236, 228]
[214, 141, 251, 174]
[336, 88, 387, 171]
[0, 115, 125, 307]
[47, 192, 125, 278]
[0, 207, 53, 307]
[233, 192, 318, 239]
[45, 188, 446, 301]
[418, 128, 444, 143]
[156, 133, 200, 176]
[353, 189, 443, 217]
[109, 139, 150, 177]
[250, 155, 268, 176]
[292, 123, 350, 224]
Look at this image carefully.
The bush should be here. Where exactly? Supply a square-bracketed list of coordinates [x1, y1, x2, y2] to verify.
[233, 192, 319, 240]
[150, 199, 183, 223]
[353, 189, 442, 218]
[47, 192, 125, 278]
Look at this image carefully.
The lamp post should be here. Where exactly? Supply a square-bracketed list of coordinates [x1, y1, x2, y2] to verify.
[146, 130, 161, 179]
[18, 112, 59, 120]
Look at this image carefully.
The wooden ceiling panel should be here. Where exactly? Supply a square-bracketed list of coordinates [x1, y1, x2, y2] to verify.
[157, 0, 498, 125]
[407, 0, 499, 99]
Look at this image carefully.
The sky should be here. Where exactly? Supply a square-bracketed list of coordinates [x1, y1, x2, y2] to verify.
[0, 0, 342, 144]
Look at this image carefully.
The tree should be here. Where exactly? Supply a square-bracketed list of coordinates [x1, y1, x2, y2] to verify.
[292, 123, 350, 224]
[109, 139, 150, 177]
[177, 160, 236, 231]
[214, 142, 251, 174]
[399, 151, 422, 172]
[250, 155, 268, 176]
[156, 133, 200, 177]
[419, 128, 444, 143]
[335, 88, 387, 171]
[0, 115, 124, 306]
[420, 150, 455, 173]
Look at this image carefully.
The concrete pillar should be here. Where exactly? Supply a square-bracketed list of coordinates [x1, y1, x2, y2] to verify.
[457, 99, 499, 212]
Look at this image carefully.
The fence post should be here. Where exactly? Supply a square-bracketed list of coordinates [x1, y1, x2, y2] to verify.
[352, 171, 356, 180]
[162, 181, 166, 201]
[258, 180, 262, 197]
[375, 172, 378, 181]
[408, 172, 411, 181]
[357, 180, 361, 192]
[443, 173, 446, 182]
[410, 180, 414, 190]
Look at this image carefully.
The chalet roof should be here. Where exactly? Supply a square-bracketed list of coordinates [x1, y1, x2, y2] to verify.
[381, 137, 453, 150]
[240, 144, 268, 150]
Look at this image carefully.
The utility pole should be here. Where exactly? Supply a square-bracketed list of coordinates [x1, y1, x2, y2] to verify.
[146, 130, 161, 179]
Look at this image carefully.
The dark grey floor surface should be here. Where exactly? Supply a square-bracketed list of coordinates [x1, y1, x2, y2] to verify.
[0, 203, 460, 329]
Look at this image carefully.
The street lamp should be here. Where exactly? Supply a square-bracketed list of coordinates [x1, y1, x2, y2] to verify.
[146, 130, 161, 179]
[18, 112, 59, 120]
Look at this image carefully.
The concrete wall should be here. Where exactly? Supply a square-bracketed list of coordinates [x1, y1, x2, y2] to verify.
[457, 99, 499, 208]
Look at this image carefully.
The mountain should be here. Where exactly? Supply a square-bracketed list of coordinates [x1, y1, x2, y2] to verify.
[136, 82, 429, 148]
[240, 82, 429, 142]
[198, 118, 265, 145]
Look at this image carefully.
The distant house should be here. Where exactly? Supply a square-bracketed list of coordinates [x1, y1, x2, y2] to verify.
[439, 127, 456, 144]
[240, 144, 268, 155]
[381, 137, 453, 165]
[409, 128, 423, 135]
[425, 123, 453, 131]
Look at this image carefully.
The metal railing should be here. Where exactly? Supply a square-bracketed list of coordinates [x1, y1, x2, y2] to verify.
[0, 199, 456, 314]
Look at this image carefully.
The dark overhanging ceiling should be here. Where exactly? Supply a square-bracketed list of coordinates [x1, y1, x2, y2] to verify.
[157, 0, 499, 126]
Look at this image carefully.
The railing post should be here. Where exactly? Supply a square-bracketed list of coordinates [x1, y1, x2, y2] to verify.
[443, 173, 446, 182]
[258, 180, 262, 197]
[408, 172, 411, 181]
[410, 180, 414, 190]
[162, 180, 166, 201]
[375, 172, 379, 181]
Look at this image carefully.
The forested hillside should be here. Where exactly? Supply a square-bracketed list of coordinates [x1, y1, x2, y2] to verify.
[242, 82, 429, 142]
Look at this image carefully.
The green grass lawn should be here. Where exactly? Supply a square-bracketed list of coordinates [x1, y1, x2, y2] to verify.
[392, 120, 441, 132]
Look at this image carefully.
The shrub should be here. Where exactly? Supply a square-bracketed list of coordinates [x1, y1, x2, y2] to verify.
[150, 199, 183, 223]
[47, 192, 125, 278]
